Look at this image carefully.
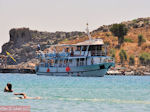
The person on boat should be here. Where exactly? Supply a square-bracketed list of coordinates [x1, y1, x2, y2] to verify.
[70, 47, 74, 56]
[14, 93, 41, 99]
[74, 46, 81, 56]
[4, 83, 13, 92]
[37, 44, 41, 51]
[65, 48, 69, 53]
[65, 48, 69, 56]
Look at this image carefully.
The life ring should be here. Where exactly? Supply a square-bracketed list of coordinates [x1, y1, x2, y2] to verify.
[66, 66, 70, 72]
[47, 68, 50, 72]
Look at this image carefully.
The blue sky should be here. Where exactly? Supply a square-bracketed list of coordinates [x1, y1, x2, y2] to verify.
[0, 0, 150, 52]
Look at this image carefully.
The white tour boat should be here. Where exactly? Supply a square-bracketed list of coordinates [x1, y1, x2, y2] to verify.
[35, 25, 115, 77]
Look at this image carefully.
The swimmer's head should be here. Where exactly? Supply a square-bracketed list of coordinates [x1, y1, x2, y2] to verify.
[7, 83, 12, 90]
[4, 83, 13, 92]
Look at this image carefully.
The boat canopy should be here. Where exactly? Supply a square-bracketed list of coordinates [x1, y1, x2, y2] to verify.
[74, 39, 104, 46]
[47, 38, 104, 47]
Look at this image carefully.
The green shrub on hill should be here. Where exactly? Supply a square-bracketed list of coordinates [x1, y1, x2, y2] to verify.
[129, 55, 135, 65]
[119, 49, 127, 64]
[138, 34, 146, 46]
[124, 38, 133, 43]
[105, 33, 110, 37]
[104, 41, 110, 46]
[144, 20, 149, 24]
[139, 52, 150, 65]
[110, 24, 128, 47]
[110, 48, 116, 58]
[132, 19, 137, 23]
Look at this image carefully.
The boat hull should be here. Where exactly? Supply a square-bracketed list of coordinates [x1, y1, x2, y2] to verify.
[36, 62, 114, 77]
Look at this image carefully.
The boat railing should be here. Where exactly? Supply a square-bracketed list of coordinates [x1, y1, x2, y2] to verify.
[37, 50, 107, 59]
[90, 51, 106, 56]
[37, 52, 70, 58]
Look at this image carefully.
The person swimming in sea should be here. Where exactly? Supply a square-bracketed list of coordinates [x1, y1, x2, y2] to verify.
[4, 83, 40, 99]
[14, 93, 41, 99]
[4, 83, 13, 92]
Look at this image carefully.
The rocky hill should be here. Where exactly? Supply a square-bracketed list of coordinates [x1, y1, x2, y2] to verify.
[1, 28, 85, 67]
[1, 17, 150, 69]
[60, 17, 150, 68]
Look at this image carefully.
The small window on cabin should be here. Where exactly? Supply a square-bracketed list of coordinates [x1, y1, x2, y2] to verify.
[59, 60, 63, 67]
[97, 45, 102, 50]
[64, 59, 68, 64]
[82, 46, 87, 51]
[55, 60, 58, 64]
[89, 46, 96, 51]
[69, 59, 72, 64]
[80, 58, 84, 61]
[92, 46, 96, 50]
[54, 60, 58, 67]
[89, 46, 91, 51]
[80, 58, 84, 66]
[76, 46, 81, 51]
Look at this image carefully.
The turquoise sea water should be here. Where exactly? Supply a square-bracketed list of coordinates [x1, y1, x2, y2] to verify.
[0, 73, 150, 112]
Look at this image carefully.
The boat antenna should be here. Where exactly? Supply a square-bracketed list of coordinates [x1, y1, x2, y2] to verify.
[86, 23, 92, 42]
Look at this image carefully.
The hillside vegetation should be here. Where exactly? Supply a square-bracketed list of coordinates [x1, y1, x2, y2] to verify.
[61, 17, 150, 68]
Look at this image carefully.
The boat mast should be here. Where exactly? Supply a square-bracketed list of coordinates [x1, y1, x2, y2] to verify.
[85, 23, 92, 56]
[86, 23, 92, 42]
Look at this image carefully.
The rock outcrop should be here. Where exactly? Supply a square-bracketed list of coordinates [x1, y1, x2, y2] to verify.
[1, 28, 85, 65]
[93, 17, 150, 33]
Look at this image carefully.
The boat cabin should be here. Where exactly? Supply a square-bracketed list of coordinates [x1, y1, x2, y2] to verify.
[37, 38, 113, 68]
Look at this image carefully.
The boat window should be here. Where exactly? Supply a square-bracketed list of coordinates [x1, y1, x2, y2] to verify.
[88, 45, 105, 56]
[69, 59, 72, 64]
[80, 58, 84, 66]
[76, 46, 81, 51]
[45, 63, 48, 67]
[59, 59, 63, 67]
[82, 46, 87, 51]
[64, 59, 68, 67]
[77, 58, 79, 66]
[55, 60, 58, 64]
[97, 45, 102, 50]
[54, 59, 58, 67]
[89, 45, 95, 51]
[80, 58, 84, 61]
[90, 46, 96, 56]
[40, 63, 44, 67]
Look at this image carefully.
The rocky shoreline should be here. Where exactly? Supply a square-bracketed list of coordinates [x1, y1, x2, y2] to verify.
[0, 66, 149, 76]
[107, 66, 150, 76]
[0, 68, 35, 74]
